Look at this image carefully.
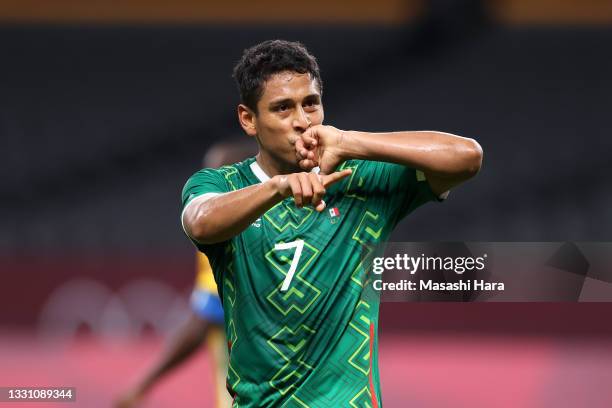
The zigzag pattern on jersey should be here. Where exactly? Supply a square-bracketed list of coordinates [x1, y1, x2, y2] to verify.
[347, 301, 371, 375]
[347, 301, 374, 406]
[350, 386, 374, 408]
[222, 239, 240, 395]
[261, 201, 326, 400]
[283, 395, 311, 408]
[264, 240, 321, 316]
[337, 162, 384, 289]
[223, 242, 237, 307]
[350, 211, 383, 288]
[222, 160, 383, 406]
[339, 161, 367, 202]
[264, 201, 315, 232]
[218, 165, 242, 191]
[267, 324, 316, 396]
[226, 319, 240, 393]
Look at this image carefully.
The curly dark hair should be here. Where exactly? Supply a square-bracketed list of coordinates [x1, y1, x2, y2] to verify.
[232, 40, 322, 114]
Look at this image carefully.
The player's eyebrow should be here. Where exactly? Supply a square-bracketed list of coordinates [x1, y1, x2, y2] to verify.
[303, 94, 321, 104]
[268, 98, 295, 109]
[268, 94, 320, 109]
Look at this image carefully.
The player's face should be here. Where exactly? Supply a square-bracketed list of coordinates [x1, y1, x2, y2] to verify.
[253, 71, 323, 168]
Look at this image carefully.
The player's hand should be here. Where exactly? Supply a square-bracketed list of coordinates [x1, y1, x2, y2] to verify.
[273, 169, 352, 211]
[295, 125, 347, 175]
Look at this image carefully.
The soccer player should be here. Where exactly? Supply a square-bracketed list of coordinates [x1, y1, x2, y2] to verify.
[181, 40, 482, 407]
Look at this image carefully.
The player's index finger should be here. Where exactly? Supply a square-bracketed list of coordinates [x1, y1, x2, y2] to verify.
[303, 134, 317, 146]
[322, 169, 352, 187]
[301, 129, 317, 146]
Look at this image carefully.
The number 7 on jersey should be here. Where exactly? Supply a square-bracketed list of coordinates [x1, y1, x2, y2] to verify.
[274, 239, 305, 292]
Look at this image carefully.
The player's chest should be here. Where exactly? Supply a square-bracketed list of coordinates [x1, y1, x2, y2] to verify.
[241, 199, 346, 243]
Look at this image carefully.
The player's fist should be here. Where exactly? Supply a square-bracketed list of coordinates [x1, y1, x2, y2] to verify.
[273, 169, 352, 212]
[295, 125, 347, 175]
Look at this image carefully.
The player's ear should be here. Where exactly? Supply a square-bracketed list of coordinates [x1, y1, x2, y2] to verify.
[237, 104, 257, 137]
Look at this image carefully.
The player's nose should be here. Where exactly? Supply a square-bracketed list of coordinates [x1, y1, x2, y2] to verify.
[292, 106, 311, 133]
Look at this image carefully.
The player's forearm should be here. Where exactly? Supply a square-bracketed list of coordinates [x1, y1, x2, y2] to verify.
[341, 130, 483, 180]
[185, 179, 282, 245]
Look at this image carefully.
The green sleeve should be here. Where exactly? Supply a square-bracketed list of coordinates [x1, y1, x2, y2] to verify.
[181, 168, 229, 210]
[180, 168, 230, 256]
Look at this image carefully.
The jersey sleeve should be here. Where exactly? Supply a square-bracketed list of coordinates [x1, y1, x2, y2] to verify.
[181, 168, 229, 209]
[180, 168, 230, 252]
[340, 159, 443, 223]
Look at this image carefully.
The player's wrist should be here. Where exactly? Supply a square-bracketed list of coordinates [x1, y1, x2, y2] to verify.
[269, 175, 290, 199]
[336, 129, 359, 161]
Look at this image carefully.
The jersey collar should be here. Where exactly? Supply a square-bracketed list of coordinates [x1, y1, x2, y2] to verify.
[249, 161, 320, 183]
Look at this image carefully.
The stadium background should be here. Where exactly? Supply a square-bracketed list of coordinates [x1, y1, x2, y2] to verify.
[1, 0, 611, 406]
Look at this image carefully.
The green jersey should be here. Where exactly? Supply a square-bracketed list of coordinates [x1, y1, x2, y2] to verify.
[181, 157, 439, 407]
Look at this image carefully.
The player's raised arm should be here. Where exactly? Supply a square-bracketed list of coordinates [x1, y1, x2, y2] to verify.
[183, 169, 352, 245]
[296, 125, 483, 196]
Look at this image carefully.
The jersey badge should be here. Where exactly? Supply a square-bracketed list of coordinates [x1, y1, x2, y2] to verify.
[328, 207, 341, 224]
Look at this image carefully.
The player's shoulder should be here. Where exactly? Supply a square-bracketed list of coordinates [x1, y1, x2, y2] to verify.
[186, 157, 255, 183]
[216, 156, 257, 176]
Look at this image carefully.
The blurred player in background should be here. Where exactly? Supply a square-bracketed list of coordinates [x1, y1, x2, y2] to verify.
[116, 139, 256, 408]
[181, 40, 483, 407]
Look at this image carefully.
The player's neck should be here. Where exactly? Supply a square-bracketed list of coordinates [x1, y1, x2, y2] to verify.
[255, 152, 300, 177]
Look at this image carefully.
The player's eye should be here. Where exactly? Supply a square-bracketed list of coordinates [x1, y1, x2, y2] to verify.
[274, 104, 290, 112]
[303, 100, 319, 111]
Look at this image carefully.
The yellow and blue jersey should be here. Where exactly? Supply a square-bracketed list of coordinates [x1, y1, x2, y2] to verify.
[190, 252, 224, 324]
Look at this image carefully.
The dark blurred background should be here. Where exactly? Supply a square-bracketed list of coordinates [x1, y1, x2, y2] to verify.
[1, 0, 611, 407]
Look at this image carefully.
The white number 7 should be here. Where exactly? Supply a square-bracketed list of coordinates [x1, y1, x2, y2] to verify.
[274, 239, 304, 292]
